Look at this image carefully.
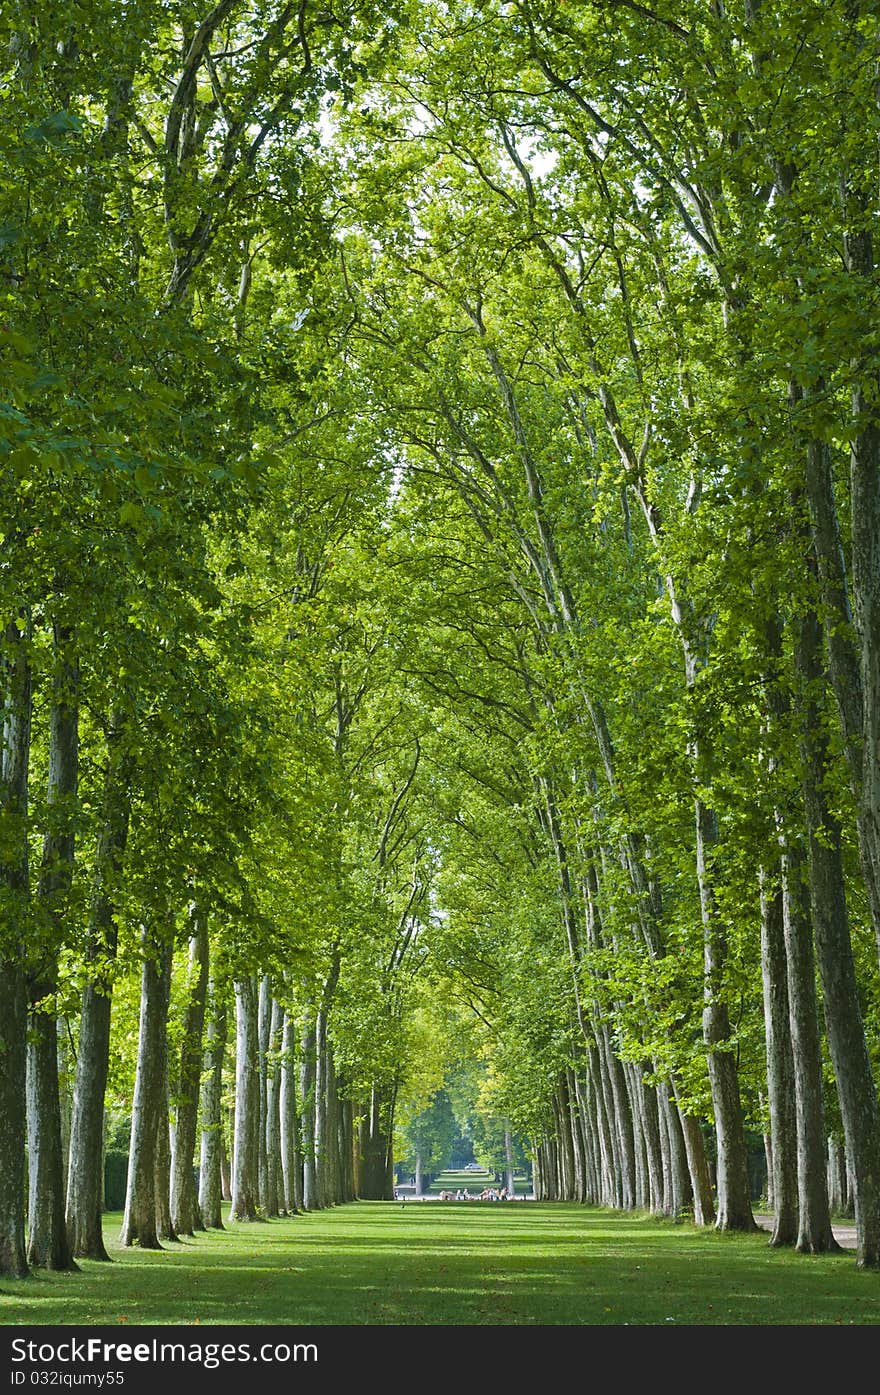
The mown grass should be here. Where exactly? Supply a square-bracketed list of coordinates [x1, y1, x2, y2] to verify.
[1, 1203, 879, 1326]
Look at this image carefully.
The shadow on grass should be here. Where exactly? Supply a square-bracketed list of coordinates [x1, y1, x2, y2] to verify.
[2, 1204, 878, 1327]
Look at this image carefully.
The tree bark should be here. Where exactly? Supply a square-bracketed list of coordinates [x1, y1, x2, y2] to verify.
[602, 1028, 636, 1209]
[27, 631, 78, 1270]
[220, 1117, 232, 1202]
[697, 799, 756, 1231]
[759, 867, 798, 1245]
[256, 973, 271, 1213]
[231, 975, 259, 1221]
[198, 988, 227, 1229]
[26, 1017, 76, 1271]
[58, 1018, 72, 1203]
[313, 956, 340, 1208]
[796, 597, 880, 1267]
[66, 719, 130, 1259]
[314, 1005, 329, 1207]
[671, 1083, 716, 1227]
[358, 1083, 395, 1200]
[264, 998, 284, 1216]
[0, 616, 32, 1277]
[841, 204, 880, 963]
[121, 930, 173, 1248]
[573, 1073, 600, 1204]
[504, 1123, 516, 1196]
[639, 1072, 666, 1215]
[533, 1144, 545, 1202]
[339, 1095, 355, 1201]
[154, 1070, 176, 1243]
[781, 841, 838, 1252]
[803, 428, 880, 961]
[587, 1044, 617, 1207]
[624, 1061, 648, 1209]
[324, 1046, 341, 1206]
[657, 1080, 691, 1219]
[827, 1137, 846, 1217]
[299, 1011, 318, 1209]
[554, 1077, 576, 1200]
[279, 1010, 302, 1214]
[170, 907, 209, 1235]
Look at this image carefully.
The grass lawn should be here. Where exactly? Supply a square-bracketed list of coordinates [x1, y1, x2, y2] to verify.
[2, 1203, 880, 1327]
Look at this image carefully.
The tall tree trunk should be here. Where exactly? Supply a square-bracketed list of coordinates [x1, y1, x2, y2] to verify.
[697, 799, 756, 1231]
[538, 1139, 552, 1199]
[256, 973, 271, 1213]
[121, 930, 173, 1248]
[220, 1113, 232, 1202]
[154, 1070, 176, 1243]
[759, 867, 798, 1245]
[545, 1135, 559, 1199]
[532, 1144, 545, 1202]
[299, 1011, 318, 1210]
[657, 1081, 691, 1219]
[26, 1020, 76, 1271]
[27, 630, 78, 1271]
[358, 1083, 395, 1200]
[0, 615, 32, 1277]
[231, 975, 259, 1221]
[841, 203, 880, 962]
[759, 612, 798, 1244]
[66, 719, 130, 1259]
[569, 1067, 589, 1203]
[324, 1046, 341, 1206]
[587, 1044, 617, 1207]
[171, 907, 209, 1235]
[554, 1077, 576, 1200]
[314, 1005, 329, 1207]
[602, 1029, 636, 1210]
[796, 596, 880, 1267]
[280, 1010, 302, 1215]
[803, 427, 880, 960]
[265, 998, 284, 1217]
[198, 989, 227, 1229]
[781, 841, 838, 1253]
[623, 1062, 648, 1209]
[845, 1151, 857, 1221]
[313, 957, 340, 1208]
[671, 1084, 716, 1227]
[589, 827, 710, 1221]
[640, 1073, 666, 1215]
[580, 860, 623, 1208]
[827, 1137, 846, 1217]
[58, 1018, 72, 1203]
[620, 445, 755, 1229]
[504, 1123, 516, 1196]
[573, 1073, 600, 1204]
[339, 1095, 355, 1202]
[764, 1129, 774, 1214]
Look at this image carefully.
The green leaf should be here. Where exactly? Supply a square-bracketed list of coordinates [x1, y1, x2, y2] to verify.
[25, 110, 83, 145]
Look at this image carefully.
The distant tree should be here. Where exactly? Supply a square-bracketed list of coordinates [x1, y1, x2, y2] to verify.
[398, 1091, 458, 1194]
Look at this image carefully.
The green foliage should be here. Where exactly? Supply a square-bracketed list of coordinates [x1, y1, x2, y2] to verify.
[6, 0, 880, 1238]
[397, 1089, 458, 1175]
[103, 1150, 129, 1212]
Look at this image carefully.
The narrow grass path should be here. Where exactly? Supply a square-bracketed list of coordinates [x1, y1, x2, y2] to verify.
[2, 1203, 879, 1326]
